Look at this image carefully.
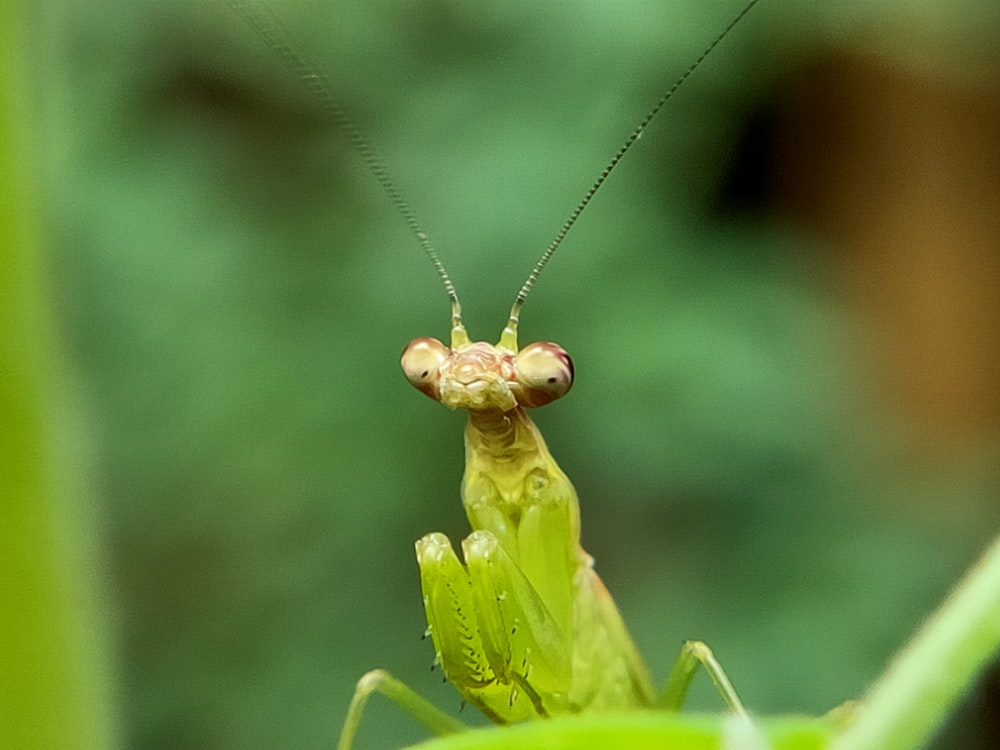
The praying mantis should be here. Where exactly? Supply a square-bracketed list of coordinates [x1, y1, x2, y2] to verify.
[338, 2, 759, 745]
[229, 1, 1000, 748]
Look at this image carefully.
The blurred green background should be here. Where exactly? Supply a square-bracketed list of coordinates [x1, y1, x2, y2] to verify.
[9, 0, 1000, 748]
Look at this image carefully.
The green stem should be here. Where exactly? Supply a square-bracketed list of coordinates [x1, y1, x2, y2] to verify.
[0, 3, 117, 748]
[830, 534, 1000, 750]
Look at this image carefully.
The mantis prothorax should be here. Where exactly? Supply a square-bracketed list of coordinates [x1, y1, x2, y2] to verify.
[233, 1, 760, 747]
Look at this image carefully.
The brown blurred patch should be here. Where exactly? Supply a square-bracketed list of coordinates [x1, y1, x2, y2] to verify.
[772, 49, 1000, 456]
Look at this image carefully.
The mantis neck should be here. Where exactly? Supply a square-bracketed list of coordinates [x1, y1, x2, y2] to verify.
[461, 407, 582, 555]
[465, 407, 541, 461]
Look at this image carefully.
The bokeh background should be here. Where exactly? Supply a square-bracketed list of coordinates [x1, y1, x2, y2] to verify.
[13, 0, 1000, 747]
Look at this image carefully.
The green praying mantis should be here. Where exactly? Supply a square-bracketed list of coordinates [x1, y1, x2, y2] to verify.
[230, 1, 1000, 748]
[345, 2, 759, 744]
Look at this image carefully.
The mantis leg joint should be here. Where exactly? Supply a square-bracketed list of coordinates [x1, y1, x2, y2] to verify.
[660, 640, 748, 717]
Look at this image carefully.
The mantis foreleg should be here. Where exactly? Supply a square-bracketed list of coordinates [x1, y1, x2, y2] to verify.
[417, 530, 574, 722]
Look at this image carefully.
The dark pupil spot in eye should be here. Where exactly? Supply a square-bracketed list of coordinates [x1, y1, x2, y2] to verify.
[547, 377, 557, 384]
[422, 371, 429, 378]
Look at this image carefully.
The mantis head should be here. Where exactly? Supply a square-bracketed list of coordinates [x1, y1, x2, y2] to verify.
[401, 333, 573, 413]
[400, 265, 574, 412]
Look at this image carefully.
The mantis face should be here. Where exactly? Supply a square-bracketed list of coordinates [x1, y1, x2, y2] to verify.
[401, 337, 574, 412]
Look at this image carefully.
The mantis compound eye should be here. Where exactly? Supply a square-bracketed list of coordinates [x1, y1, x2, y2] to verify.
[401, 337, 449, 399]
[513, 341, 574, 407]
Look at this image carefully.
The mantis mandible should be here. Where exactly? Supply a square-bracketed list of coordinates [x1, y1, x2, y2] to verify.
[233, 1, 761, 747]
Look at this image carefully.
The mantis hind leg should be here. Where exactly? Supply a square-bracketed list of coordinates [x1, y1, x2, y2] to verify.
[659, 640, 749, 717]
[336, 669, 466, 750]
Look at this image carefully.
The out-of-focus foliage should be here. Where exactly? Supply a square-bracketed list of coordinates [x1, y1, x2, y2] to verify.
[1, 4, 116, 749]
[27, 0, 1000, 748]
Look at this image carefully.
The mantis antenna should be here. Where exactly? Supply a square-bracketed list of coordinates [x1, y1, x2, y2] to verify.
[228, 0, 465, 339]
[501, 0, 762, 349]
[232, 0, 762, 350]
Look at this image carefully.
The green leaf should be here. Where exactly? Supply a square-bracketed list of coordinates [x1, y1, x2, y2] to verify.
[405, 712, 835, 750]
